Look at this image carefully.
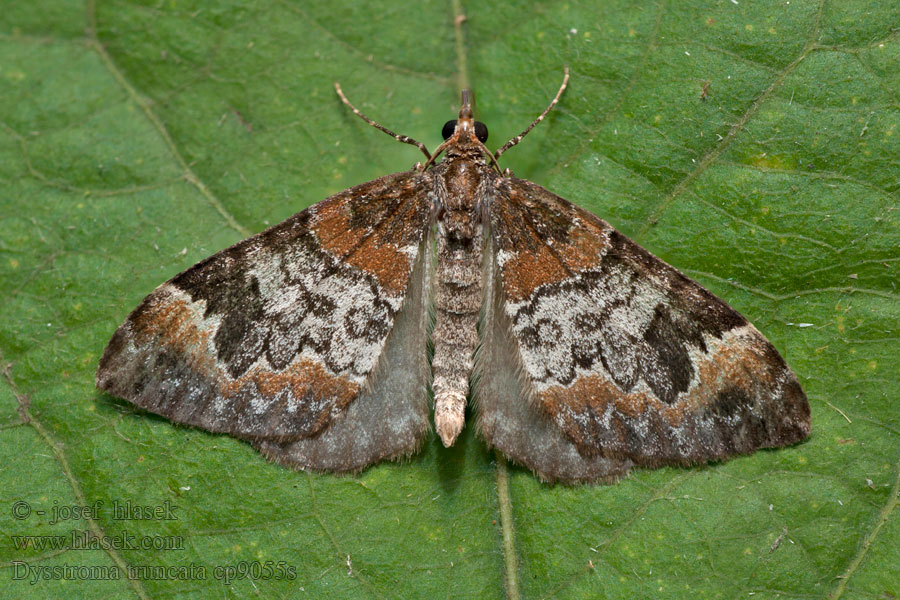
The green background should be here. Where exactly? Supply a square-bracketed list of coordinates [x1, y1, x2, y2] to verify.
[2, 0, 899, 598]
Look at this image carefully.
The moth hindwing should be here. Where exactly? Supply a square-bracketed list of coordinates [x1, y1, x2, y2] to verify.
[97, 74, 810, 483]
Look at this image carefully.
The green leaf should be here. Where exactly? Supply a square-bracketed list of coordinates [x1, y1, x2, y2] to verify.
[2, 1, 899, 598]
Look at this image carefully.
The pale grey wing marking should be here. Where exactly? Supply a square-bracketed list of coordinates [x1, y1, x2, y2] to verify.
[256, 235, 432, 472]
[474, 239, 634, 484]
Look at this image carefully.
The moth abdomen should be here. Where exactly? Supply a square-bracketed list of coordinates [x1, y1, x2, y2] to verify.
[431, 212, 485, 447]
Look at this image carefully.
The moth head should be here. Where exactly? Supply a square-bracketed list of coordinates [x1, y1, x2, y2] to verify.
[441, 120, 489, 144]
[441, 89, 489, 144]
[421, 88, 498, 172]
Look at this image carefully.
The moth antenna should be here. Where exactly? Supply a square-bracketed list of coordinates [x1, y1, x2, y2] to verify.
[334, 82, 432, 161]
[494, 66, 569, 160]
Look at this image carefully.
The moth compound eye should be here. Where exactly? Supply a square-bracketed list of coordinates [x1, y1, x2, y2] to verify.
[474, 121, 489, 143]
[442, 120, 457, 140]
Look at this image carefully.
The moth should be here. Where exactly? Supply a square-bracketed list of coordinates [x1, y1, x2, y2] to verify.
[97, 70, 810, 483]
